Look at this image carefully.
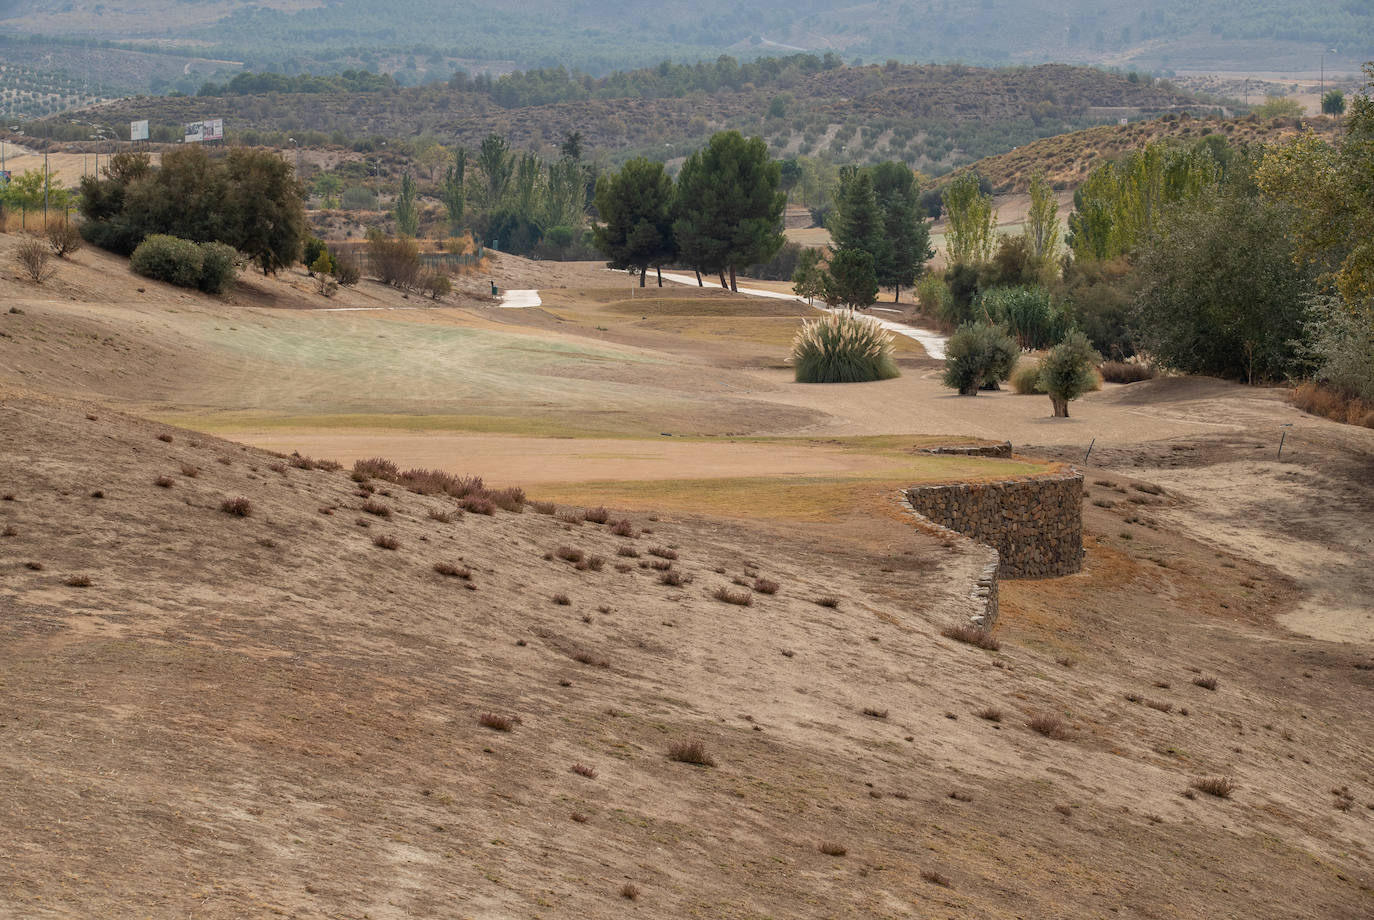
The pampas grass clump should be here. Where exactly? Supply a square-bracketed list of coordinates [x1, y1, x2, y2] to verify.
[791, 312, 900, 383]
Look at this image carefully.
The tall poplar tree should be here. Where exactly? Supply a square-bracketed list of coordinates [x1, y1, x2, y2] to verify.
[942, 173, 997, 267]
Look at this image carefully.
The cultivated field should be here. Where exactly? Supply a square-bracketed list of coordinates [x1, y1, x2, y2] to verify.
[1, 233, 1372, 918]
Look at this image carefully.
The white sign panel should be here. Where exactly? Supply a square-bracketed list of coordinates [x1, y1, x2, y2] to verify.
[130, 119, 149, 141]
[184, 118, 224, 143]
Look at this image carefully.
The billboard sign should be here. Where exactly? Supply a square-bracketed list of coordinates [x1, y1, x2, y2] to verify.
[0, 170, 10, 186]
[184, 118, 224, 143]
[131, 119, 149, 141]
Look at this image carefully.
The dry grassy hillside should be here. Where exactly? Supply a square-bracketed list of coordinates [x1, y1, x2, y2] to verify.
[2, 231, 1373, 918]
[944, 112, 1344, 194]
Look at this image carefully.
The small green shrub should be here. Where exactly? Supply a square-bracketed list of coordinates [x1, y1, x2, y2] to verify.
[942, 322, 1018, 395]
[1011, 360, 1045, 394]
[131, 235, 239, 294]
[792, 312, 900, 384]
[131, 234, 204, 288]
[198, 242, 240, 294]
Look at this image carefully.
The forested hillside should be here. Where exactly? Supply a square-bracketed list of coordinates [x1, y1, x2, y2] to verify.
[0, 0, 1368, 76]
[34, 60, 1209, 174]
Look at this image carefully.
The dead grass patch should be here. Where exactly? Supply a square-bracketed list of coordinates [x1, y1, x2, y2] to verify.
[976, 707, 1003, 722]
[752, 577, 780, 594]
[667, 739, 716, 767]
[814, 595, 841, 608]
[434, 562, 472, 579]
[582, 506, 610, 524]
[154, 475, 174, 488]
[1028, 713, 1070, 740]
[220, 496, 253, 517]
[1190, 776, 1235, 798]
[617, 545, 640, 557]
[648, 546, 678, 560]
[361, 499, 392, 517]
[659, 570, 693, 587]
[862, 707, 889, 719]
[552, 592, 571, 605]
[1193, 676, 1219, 691]
[570, 763, 598, 779]
[941, 624, 1001, 650]
[712, 586, 752, 606]
[920, 869, 952, 887]
[817, 842, 847, 857]
[478, 713, 520, 732]
[64, 574, 93, 587]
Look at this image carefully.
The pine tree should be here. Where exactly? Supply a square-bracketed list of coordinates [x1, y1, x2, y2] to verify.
[673, 131, 785, 291]
[592, 157, 675, 287]
[870, 161, 932, 301]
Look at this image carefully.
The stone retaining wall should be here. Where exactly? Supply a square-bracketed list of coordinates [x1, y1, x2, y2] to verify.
[896, 491, 1000, 629]
[920, 441, 1013, 458]
[905, 471, 1083, 579]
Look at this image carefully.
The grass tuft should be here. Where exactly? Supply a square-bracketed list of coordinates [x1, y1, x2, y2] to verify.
[1190, 776, 1235, 798]
[1193, 675, 1219, 691]
[814, 595, 841, 608]
[817, 841, 847, 857]
[154, 475, 174, 488]
[570, 763, 598, 779]
[712, 586, 752, 606]
[667, 739, 716, 767]
[792, 312, 900, 383]
[941, 624, 1001, 650]
[220, 496, 253, 517]
[1028, 713, 1070, 739]
[861, 707, 889, 719]
[619, 883, 640, 901]
[478, 713, 520, 732]
[434, 561, 472, 579]
[373, 534, 400, 550]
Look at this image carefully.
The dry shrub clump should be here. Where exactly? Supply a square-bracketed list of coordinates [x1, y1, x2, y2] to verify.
[555, 545, 585, 563]
[619, 883, 640, 901]
[1291, 382, 1374, 429]
[352, 458, 527, 509]
[616, 545, 640, 558]
[529, 500, 557, 515]
[460, 495, 496, 515]
[361, 499, 392, 517]
[712, 586, 752, 606]
[814, 595, 841, 608]
[1098, 360, 1157, 384]
[862, 707, 889, 719]
[373, 534, 400, 550]
[46, 222, 82, 258]
[433, 562, 472, 579]
[817, 841, 847, 857]
[64, 574, 93, 587]
[667, 739, 716, 767]
[976, 707, 1003, 722]
[609, 519, 636, 537]
[648, 546, 678, 560]
[752, 577, 780, 595]
[220, 496, 253, 517]
[941, 624, 1001, 650]
[180, 463, 199, 478]
[1193, 675, 1219, 691]
[1190, 776, 1235, 798]
[289, 453, 341, 471]
[582, 506, 610, 524]
[1028, 713, 1070, 740]
[478, 713, 520, 732]
[552, 592, 571, 606]
[14, 237, 56, 284]
[428, 508, 462, 523]
[921, 869, 952, 887]
[154, 475, 174, 489]
[570, 763, 598, 779]
[659, 570, 692, 587]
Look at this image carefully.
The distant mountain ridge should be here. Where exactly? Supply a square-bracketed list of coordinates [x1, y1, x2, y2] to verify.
[0, 0, 1369, 75]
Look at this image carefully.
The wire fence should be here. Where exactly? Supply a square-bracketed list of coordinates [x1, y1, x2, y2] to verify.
[328, 241, 486, 275]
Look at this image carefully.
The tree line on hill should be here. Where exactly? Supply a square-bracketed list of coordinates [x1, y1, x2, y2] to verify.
[902, 63, 1374, 423]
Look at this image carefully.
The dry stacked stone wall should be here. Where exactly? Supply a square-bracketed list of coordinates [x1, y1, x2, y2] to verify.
[906, 471, 1084, 578]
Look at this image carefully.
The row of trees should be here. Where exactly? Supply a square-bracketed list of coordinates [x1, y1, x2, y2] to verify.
[592, 131, 786, 290]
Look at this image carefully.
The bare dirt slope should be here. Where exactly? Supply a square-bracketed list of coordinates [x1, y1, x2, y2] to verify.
[3, 392, 1373, 920]
[2, 235, 1373, 918]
